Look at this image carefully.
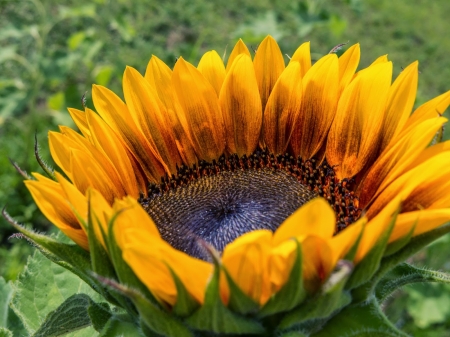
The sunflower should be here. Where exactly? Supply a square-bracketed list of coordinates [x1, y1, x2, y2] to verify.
[18, 36, 450, 335]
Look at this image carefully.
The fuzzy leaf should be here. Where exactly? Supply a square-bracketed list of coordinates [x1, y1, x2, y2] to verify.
[0, 277, 12, 328]
[88, 302, 113, 332]
[0, 328, 12, 337]
[186, 265, 265, 335]
[311, 299, 409, 337]
[10, 250, 103, 335]
[169, 268, 199, 317]
[259, 240, 305, 317]
[32, 294, 103, 337]
[376, 263, 450, 302]
[278, 261, 352, 330]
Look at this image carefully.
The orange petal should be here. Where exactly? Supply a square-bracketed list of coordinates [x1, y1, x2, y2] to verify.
[338, 43, 360, 95]
[68, 108, 91, 140]
[301, 236, 334, 292]
[273, 198, 335, 246]
[87, 188, 112, 250]
[25, 177, 89, 250]
[219, 54, 262, 156]
[326, 62, 393, 179]
[290, 54, 339, 159]
[222, 230, 272, 304]
[172, 57, 226, 162]
[92, 84, 167, 181]
[197, 51, 226, 96]
[253, 36, 285, 111]
[55, 172, 88, 228]
[380, 61, 418, 149]
[289, 42, 311, 77]
[123, 66, 183, 173]
[226, 39, 251, 72]
[145, 55, 198, 166]
[263, 61, 302, 154]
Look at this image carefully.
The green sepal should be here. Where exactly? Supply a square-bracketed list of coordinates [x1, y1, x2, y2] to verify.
[168, 267, 200, 317]
[345, 208, 398, 290]
[31, 293, 107, 337]
[34, 133, 56, 180]
[258, 239, 305, 318]
[92, 275, 193, 337]
[383, 220, 417, 257]
[310, 298, 408, 337]
[376, 262, 450, 302]
[374, 222, 450, 283]
[222, 267, 260, 315]
[106, 213, 158, 305]
[98, 315, 144, 337]
[278, 260, 352, 331]
[185, 259, 265, 335]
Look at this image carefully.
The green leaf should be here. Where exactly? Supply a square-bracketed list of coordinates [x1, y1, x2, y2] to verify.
[88, 302, 112, 332]
[0, 277, 12, 328]
[259, 240, 305, 317]
[279, 261, 352, 331]
[32, 294, 105, 337]
[186, 264, 265, 335]
[0, 327, 12, 337]
[383, 220, 416, 257]
[10, 250, 103, 335]
[376, 263, 450, 302]
[311, 299, 409, 337]
[345, 209, 398, 290]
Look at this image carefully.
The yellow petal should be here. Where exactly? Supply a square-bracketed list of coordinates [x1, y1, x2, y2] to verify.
[70, 149, 125, 204]
[273, 198, 335, 246]
[197, 51, 226, 96]
[390, 209, 450, 243]
[326, 62, 393, 179]
[338, 43, 360, 95]
[289, 41, 311, 76]
[370, 54, 388, 65]
[222, 230, 272, 304]
[380, 61, 418, 149]
[123, 66, 183, 173]
[172, 57, 226, 162]
[123, 229, 213, 305]
[329, 217, 366, 265]
[359, 117, 446, 207]
[25, 177, 89, 250]
[68, 108, 91, 140]
[112, 196, 161, 250]
[92, 84, 168, 181]
[253, 36, 285, 111]
[48, 131, 83, 180]
[355, 197, 401, 263]
[145, 55, 198, 166]
[269, 239, 298, 297]
[226, 39, 251, 72]
[402, 90, 450, 134]
[55, 172, 88, 228]
[263, 61, 302, 154]
[87, 188, 112, 250]
[86, 109, 140, 198]
[290, 54, 339, 159]
[219, 53, 262, 156]
[301, 236, 334, 292]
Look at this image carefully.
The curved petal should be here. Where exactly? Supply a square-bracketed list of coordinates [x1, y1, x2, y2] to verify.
[326, 62, 393, 179]
[338, 43, 360, 95]
[172, 57, 225, 162]
[289, 41, 311, 77]
[219, 53, 262, 156]
[253, 35, 285, 111]
[226, 39, 251, 72]
[197, 50, 226, 95]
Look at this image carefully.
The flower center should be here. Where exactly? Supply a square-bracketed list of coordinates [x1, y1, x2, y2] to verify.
[139, 150, 362, 260]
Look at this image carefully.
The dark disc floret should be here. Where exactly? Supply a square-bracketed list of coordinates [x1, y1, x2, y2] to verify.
[139, 149, 362, 260]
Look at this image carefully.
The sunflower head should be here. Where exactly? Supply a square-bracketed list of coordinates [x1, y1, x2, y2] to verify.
[8, 36, 450, 336]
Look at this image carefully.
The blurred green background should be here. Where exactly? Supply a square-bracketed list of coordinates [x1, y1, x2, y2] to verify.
[1, 0, 449, 335]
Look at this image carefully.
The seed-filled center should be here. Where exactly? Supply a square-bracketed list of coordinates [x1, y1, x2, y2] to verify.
[140, 168, 315, 260]
[139, 151, 362, 260]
